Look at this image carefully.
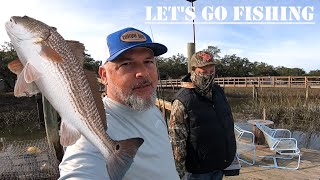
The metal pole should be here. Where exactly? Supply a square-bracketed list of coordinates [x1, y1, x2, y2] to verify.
[192, 1, 196, 44]
[187, 0, 196, 72]
[187, 43, 195, 72]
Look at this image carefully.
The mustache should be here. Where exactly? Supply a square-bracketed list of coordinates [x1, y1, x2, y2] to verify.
[132, 79, 153, 89]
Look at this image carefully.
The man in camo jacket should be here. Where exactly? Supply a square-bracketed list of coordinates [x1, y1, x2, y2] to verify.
[169, 51, 237, 180]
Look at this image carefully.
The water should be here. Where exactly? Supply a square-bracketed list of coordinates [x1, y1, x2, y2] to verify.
[2, 89, 319, 151]
[236, 122, 320, 150]
[158, 89, 320, 151]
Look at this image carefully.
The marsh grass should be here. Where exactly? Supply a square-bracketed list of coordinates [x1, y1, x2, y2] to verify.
[0, 93, 44, 136]
[225, 87, 320, 133]
[2, 87, 319, 137]
[156, 87, 320, 133]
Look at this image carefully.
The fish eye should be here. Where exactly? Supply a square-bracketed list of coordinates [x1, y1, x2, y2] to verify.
[23, 15, 28, 18]
[9, 18, 16, 24]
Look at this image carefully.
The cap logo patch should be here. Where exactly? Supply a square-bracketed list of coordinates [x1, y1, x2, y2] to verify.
[120, 30, 147, 42]
[197, 52, 212, 61]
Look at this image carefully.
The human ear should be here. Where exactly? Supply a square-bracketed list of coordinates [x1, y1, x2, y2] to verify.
[98, 66, 108, 85]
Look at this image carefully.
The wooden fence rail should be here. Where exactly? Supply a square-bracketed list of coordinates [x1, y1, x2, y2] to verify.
[158, 76, 320, 89]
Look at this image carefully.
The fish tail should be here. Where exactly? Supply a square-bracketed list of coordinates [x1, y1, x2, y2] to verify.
[106, 137, 144, 180]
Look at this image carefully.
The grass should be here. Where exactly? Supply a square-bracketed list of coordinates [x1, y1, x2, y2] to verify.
[156, 87, 320, 133]
[224, 87, 320, 133]
[1, 86, 319, 139]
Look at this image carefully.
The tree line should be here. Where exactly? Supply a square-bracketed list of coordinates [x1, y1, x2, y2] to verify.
[157, 46, 320, 79]
[1, 43, 319, 91]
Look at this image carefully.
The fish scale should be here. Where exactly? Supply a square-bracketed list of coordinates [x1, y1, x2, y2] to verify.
[46, 25, 123, 157]
[5, 15, 144, 180]
[41, 26, 106, 145]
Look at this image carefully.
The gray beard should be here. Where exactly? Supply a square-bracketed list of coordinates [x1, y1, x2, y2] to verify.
[124, 91, 157, 111]
[109, 82, 156, 111]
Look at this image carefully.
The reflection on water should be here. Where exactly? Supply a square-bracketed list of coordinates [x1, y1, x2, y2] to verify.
[0, 128, 46, 142]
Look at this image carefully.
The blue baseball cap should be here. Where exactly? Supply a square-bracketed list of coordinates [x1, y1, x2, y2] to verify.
[106, 27, 167, 61]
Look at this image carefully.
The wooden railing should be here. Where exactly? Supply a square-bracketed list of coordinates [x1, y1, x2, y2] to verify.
[158, 76, 320, 89]
[156, 98, 172, 111]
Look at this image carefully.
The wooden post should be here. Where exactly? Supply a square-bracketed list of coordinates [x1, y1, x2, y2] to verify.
[253, 126, 265, 145]
[252, 85, 257, 100]
[253, 125, 267, 145]
[272, 76, 275, 87]
[36, 94, 44, 127]
[305, 76, 308, 88]
[252, 86, 255, 100]
[172, 80, 175, 92]
[187, 43, 195, 72]
[162, 105, 166, 119]
[42, 95, 64, 162]
[304, 86, 310, 105]
[161, 104, 169, 129]
[288, 76, 291, 88]
[245, 77, 247, 87]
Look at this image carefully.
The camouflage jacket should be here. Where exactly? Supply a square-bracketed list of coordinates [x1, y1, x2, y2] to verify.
[168, 99, 189, 178]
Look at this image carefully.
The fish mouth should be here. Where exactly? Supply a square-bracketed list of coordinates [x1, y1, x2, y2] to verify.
[5, 17, 44, 42]
[5, 21, 27, 42]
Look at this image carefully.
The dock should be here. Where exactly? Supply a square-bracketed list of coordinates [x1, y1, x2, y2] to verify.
[154, 98, 320, 180]
[157, 76, 320, 89]
[226, 146, 320, 180]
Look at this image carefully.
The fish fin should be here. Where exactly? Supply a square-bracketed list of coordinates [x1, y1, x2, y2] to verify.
[107, 138, 144, 180]
[84, 69, 107, 129]
[14, 69, 40, 97]
[40, 44, 63, 63]
[34, 37, 45, 44]
[8, 59, 24, 75]
[66, 40, 85, 65]
[59, 121, 81, 146]
[24, 63, 41, 83]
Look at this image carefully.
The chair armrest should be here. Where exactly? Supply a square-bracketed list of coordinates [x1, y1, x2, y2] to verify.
[273, 129, 292, 138]
[273, 138, 299, 154]
[238, 130, 255, 144]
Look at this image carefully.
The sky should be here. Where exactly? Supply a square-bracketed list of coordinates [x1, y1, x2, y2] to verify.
[0, 0, 319, 72]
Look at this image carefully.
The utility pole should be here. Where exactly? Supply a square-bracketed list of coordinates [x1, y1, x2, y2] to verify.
[187, 0, 196, 44]
[186, 0, 197, 72]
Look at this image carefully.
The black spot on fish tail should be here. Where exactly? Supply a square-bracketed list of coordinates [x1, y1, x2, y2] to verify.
[106, 137, 144, 180]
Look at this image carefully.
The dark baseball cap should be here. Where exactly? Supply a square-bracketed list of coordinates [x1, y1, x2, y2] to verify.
[106, 27, 167, 62]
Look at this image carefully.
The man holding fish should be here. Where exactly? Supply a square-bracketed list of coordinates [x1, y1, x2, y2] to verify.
[5, 15, 178, 180]
[58, 27, 180, 179]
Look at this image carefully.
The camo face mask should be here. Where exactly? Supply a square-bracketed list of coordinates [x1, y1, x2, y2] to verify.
[191, 71, 215, 95]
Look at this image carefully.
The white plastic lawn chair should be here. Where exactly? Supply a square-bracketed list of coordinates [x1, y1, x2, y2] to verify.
[234, 124, 256, 165]
[256, 123, 301, 170]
